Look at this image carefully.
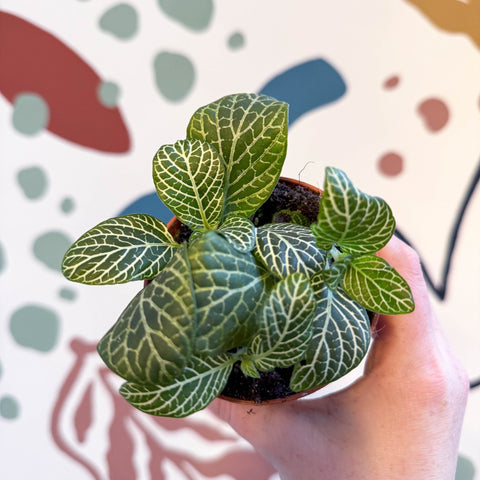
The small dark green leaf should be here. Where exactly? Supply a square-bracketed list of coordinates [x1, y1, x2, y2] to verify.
[218, 214, 256, 252]
[290, 273, 371, 392]
[187, 93, 288, 217]
[97, 244, 196, 385]
[153, 138, 225, 229]
[342, 254, 415, 314]
[62, 214, 178, 285]
[246, 273, 315, 371]
[255, 223, 326, 279]
[312, 167, 395, 253]
[189, 231, 268, 354]
[120, 354, 234, 418]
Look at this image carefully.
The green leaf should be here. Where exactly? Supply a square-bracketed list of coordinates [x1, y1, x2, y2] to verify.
[290, 273, 371, 392]
[342, 254, 415, 314]
[187, 93, 288, 217]
[255, 223, 326, 279]
[120, 354, 234, 418]
[240, 359, 260, 378]
[245, 274, 315, 371]
[153, 138, 225, 230]
[62, 214, 178, 285]
[189, 231, 268, 354]
[97, 244, 196, 385]
[272, 210, 311, 226]
[312, 167, 395, 253]
[218, 214, 256, 252]
[321, 255, 353, 291]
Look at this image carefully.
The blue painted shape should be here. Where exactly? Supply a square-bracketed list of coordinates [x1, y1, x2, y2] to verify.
[118, 192, 173, 223]
[259, 59, 347, 125]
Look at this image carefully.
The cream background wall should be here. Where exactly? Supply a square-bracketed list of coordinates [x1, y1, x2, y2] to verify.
[1, 1, 479, 479]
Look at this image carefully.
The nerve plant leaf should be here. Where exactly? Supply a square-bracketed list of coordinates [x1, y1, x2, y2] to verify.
[245, 273, 315, 372]
[153, 138, 225, 230]
[97, 244, 196, 385]
[218, 214, 256, 252]
[290, 273, 371, 392]
[312, 167, 395, 253]
[187, 93, 288, 218]
[62, 214, 178, 285]
[189, 231, 268, 354]
[255, 223, 326, 279]
[120, 354, 234, 418]
[343, 254, 415, 314]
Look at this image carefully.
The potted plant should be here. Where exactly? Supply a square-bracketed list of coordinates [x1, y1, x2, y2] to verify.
[62, 93, 414, 418]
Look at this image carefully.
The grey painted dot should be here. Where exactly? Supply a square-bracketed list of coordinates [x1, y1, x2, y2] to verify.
[98, 81, 120, 108]
[158, 0, 213, 31]
[12, 93, 49, 135]
[10, 305, 59, 352]
[99, 3, 138, 40]
[17, 166, 48, 200]
[456, 455, 476, 480]
[33, 231, 73, 272]
[153, 52, 195, 102]
[60, 197, 75, 214]
[0, 396, 20, 420]
[228, 32, 245, 50]
[0, 243, 5, 274]
[59, 288, 77, 301]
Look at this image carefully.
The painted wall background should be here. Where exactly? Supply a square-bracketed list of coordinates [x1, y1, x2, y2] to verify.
[0, 1, 479, 479]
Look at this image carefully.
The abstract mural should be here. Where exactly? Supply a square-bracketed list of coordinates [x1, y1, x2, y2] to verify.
[1, 1, 479, 479]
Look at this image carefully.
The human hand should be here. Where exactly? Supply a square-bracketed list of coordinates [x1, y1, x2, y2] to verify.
[210, 236, 469, 480]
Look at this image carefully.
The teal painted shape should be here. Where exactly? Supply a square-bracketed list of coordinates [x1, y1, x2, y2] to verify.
[157, 0, 213, 31]
[10, 305, 60, 352]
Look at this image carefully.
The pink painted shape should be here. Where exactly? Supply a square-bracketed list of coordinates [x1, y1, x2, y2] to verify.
[383, 75, 400, 89]
[74, 382, 94, 444]
[378, 152, 404, 177]
[417, 97, 450, 132]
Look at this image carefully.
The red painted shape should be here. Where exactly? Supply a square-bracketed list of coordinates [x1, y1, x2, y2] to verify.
[417, 97, 450, 132]
[0, 12, 130, 153]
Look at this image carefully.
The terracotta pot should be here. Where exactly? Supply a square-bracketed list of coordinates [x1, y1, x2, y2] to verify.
[159, 177, 379, 405]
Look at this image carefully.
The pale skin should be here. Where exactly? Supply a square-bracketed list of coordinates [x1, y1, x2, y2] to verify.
[210, 236, 469, 480]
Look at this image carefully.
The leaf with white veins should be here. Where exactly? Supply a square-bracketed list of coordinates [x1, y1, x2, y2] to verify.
[218, 214, 256, 252]
[187, 93, 288, 217]
[189, 231, 268, 354]
[256, 223, 326, 279]
[97, 244, 196, 385]
[246, 273, 315, 371]
[343, 254, 415, 314]
[62, 214, 178, 285]
[120, 354, 234, 418]
[153, 138, 225, 230]
[312, 167, 395, 253]
[290, 273, 371, 392]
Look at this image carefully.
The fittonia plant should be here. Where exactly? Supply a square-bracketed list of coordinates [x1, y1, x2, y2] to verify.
[62, 93, 414, 418]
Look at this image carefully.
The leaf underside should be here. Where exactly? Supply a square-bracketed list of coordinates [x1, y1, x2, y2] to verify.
[153, 138, 225, 230]
[187, 93, 289, 217]
[312, 167, 395, 253]
[120, 354, 233, 418]
[62, 214, 178, 285]
[343, 254, 415, 314]
[290, 273, 371, 392]
[97, 244, 196, 385]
